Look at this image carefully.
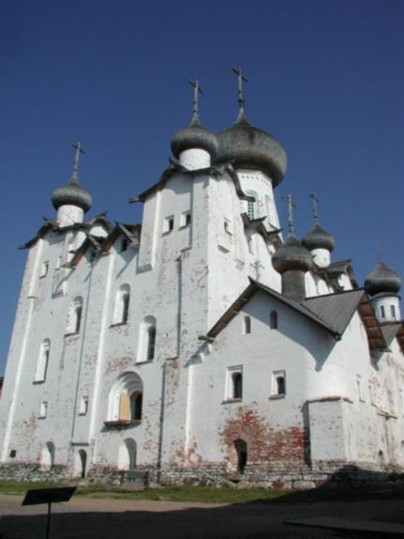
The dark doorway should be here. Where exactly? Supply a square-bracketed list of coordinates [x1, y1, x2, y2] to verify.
[234, 439, 247, 474]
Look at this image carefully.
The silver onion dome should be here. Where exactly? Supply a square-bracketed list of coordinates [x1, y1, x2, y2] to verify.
[272, 233, 313, 274]
[364, 262, 402, 296]
[52, 175, 92, 213]
[216, 111, 287, 186]
[171, 117, 219, 160]
[302, 223, 335, 252]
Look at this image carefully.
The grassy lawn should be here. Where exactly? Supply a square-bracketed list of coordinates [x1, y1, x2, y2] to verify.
[0, 481, 289, 504]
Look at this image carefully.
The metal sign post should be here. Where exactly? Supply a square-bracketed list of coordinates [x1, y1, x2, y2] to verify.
[22, 486, 77, 539]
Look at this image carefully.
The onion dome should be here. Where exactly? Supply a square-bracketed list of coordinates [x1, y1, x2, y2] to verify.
[364, 262, 402, 296]
[302, 223, 335, 252]
[272, 233, 313, 274]
[216, 110, 287, 186]
[171, 116, 219, 160]
[52, 175, 92, 213]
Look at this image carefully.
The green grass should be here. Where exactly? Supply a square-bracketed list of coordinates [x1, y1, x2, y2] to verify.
[0, 481, 289, 504]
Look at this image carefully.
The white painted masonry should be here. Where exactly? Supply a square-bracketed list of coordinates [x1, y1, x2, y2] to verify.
[0, 97, 403, 488]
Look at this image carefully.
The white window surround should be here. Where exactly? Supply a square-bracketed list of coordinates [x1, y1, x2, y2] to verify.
[271, 370, 286, 399]
[163, 216, 175, 233]
[180, 211, 192, 228]
[225, 366, 243, 401]
[39, 401, 48, 419]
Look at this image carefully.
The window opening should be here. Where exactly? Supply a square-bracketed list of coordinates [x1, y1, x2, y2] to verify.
[130, 392, 143, 420]
[164, 216, 175, 233]
[247, 198, 256, 220]
[79, 396, 89, 415]
[272, 371, 286, 397]
[269, 310, 278, 329]
[380, 305, 385, 319]
[391, 305, 396, 318]
[34, 340, 50, 383]
[40, 261, 49, 278]
[67, 297, 83, 335]
[243, 316, 251, 335]
[232, 372, 243, 399]
[120, 238, 129, 252]
[147, 327, 156, 360]
[39, 401, 48, 419]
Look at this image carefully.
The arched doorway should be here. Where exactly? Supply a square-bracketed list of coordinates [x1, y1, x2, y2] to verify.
[78, 449, 87, 478]
[234, 439, 247, 474]
[118, 438, 137, 470]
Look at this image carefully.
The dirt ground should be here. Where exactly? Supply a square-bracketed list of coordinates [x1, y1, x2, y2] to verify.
[1, 485, 404, 538]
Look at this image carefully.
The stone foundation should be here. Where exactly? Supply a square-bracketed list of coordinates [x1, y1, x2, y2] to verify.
[0, 461, 402, 490]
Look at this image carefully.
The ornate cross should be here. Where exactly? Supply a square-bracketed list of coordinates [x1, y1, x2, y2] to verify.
[71, 142, 85, 177]
[232, 67, 248, 109]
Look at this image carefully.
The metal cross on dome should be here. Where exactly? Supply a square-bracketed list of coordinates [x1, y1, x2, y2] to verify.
[309, 193, 320, 225]
[283, 194, 297, 234]
[71, 142, 85, 177]
[232, 67, 248, 110]
[189, 79, 204, 119]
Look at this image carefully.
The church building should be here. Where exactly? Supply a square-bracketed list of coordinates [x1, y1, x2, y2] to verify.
[1, 73, 403, 488]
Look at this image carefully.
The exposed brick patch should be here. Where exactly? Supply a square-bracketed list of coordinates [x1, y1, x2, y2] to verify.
[220, 407, 306, 468]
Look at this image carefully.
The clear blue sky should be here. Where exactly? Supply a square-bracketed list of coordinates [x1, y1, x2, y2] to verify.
[1, 0, 403, 375]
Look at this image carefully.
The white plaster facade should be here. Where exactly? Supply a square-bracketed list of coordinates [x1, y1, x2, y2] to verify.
[1, 102, 403, 487]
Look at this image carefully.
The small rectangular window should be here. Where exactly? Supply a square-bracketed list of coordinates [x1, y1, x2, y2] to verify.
[271, 370, 286, 398]
[224, 219, 232, 235]
[79, 396, 89, 415]
[380, 305, 385, 318]
[243, 316, 251, 334]
[163, 216, 175, 233]
[40, 261, 49, 278]
[39, 401, 48, 419]
[357, 376, 365, 402]
[391, 305, 396, 318]
[226, 366, 243, 401]
[180, 211, 191, 227]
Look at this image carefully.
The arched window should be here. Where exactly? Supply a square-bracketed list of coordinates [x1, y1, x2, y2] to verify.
[66, 297, 83, 335]
[138, 316, 157, 363]
[269, 310, 278, 329]
[34, 340, 50, 383]
[112, 285, 130, 325]
[107, 372, 143, 424]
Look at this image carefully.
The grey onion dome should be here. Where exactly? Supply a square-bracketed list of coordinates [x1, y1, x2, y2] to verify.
[216, 110, 287, 186]
[272, 233, 313, 274]
[302, 223, 335, 252]
[171, 116, 219, 160]
[364, 262, 402, 296]
[51, 175, 92, 212]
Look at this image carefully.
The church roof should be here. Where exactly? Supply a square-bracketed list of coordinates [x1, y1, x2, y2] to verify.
[19, 214, 112, 250]
[206, 280, 388, 351]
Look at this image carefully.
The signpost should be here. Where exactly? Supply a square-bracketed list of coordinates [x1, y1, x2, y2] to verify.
[22, 486, 77, 539]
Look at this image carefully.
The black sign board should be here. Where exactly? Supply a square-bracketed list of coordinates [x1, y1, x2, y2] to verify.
[22, 486, 76, 506]
[22, 486, 77, 539]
